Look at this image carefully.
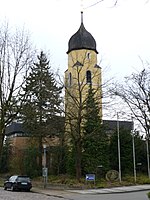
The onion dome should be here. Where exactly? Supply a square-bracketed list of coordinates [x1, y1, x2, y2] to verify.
[67, 12, 98, 54]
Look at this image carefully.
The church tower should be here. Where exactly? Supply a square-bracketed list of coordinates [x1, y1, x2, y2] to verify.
[65, 12, 102, 119]
[64, 12, 102, 179]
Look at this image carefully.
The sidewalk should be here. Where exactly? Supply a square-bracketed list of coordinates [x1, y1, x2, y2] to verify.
[32, 184, 150, 196]
[67, 184, 150, 194]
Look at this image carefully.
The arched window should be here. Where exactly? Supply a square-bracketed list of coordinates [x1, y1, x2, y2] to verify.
[86, 70, 92, 84]
[87, 52, 91, 59]
[68, 72, 72, 86]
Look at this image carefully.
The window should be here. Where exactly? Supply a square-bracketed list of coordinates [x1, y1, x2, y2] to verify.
[86, 70, 92, 84]
[68, 72, 72, 86]
[87, 52, 91, 59]
[9, 176, 17, 182]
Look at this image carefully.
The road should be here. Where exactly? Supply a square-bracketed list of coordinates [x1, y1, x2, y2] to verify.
[0, 188, 58, 200]
[61, 190, 149, 200]
[72, 191, 149, 200]
[0, 187, 149, 200]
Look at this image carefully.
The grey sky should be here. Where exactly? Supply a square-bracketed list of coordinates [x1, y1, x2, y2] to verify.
[1, 0, 150, 80]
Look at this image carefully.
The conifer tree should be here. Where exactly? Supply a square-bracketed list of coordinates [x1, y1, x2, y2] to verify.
[21, 51, 62, 172]
[82, 85, 109, 174]
[109, 129, 147, 175]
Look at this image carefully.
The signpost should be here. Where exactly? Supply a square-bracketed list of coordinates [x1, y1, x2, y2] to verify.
[43, 144, 47, 188]
[42, 167, 48, 177]
[86, 174, 95, 185]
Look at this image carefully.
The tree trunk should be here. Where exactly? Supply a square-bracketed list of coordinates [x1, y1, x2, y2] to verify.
[75, 141, 82, 181]
[0, 123, 5, 158]
[38, 135, 43, 173]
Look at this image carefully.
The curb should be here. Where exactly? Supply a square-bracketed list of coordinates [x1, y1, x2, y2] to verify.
[31, 184, 150, 195]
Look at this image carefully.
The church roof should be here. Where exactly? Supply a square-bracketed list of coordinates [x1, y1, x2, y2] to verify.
[67, 12, 98, 54]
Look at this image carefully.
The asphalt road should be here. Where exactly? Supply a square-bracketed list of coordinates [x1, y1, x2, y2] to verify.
[74, 191, 149, 200]
[0, 187, 149, 200]
[0, 188, 59, 200]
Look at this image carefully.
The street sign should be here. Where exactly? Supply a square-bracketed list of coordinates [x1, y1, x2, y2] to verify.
[42, 167, 48, 177]
[86, 174, 95, 181]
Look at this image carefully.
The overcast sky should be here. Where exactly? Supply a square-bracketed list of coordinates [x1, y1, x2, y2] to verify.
[1, 0, 150, 80]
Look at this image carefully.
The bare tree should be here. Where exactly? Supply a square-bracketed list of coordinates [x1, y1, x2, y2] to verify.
[111, 65, 150, 138]
[0, 22, 35, 155]
[84, 0, 149, 10]
[84, 0, 118, 9]
[63, 50, 103, 180]
[55, 48, 113, 180]
[109, 63, 150, 178]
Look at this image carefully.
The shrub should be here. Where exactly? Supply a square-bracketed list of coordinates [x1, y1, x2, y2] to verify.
[147, 191, 150, 199]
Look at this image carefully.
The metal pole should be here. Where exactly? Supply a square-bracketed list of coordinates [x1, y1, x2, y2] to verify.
[117, 112, 121, 183]
[146, 138, 150, 179]
[131, 116, 136, 183]
[43, 144, 47, 188]
[44, 147, 46, 168]
[132, 133, 136, 183]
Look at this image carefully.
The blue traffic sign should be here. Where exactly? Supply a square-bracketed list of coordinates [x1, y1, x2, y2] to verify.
[86, 174, 95, 181]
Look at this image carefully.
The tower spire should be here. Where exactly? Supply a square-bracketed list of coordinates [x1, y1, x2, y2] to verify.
[81, 11, 83, 24]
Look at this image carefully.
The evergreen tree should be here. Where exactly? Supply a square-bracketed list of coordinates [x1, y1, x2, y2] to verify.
[82, 85, 109, 174]
[110, 129, 147, 175]
[23, 146, 40, 178]
[134, 132, 147, 174]
[0, 139, 11, 173]
[21, 51, 62, 172]
[109, 129, 133, 175]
